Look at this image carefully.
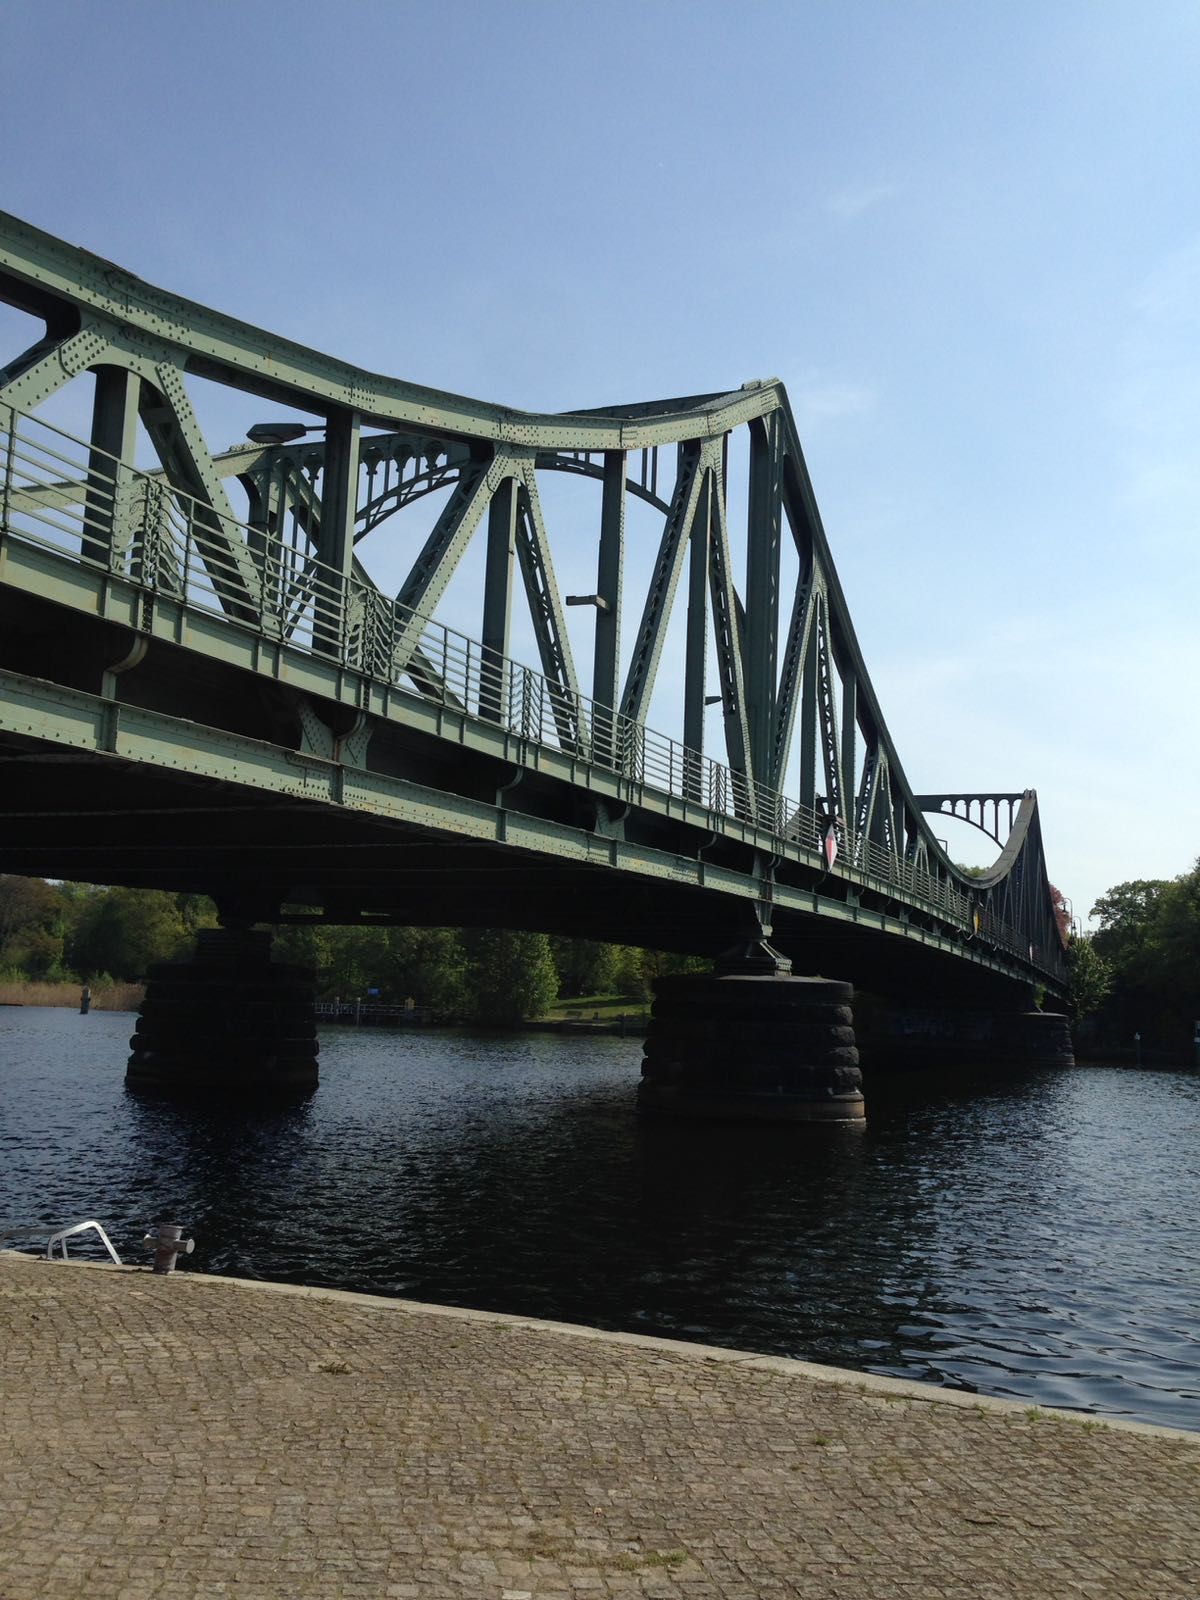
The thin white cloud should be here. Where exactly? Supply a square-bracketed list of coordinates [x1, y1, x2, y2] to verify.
[827, 182, 898, 222]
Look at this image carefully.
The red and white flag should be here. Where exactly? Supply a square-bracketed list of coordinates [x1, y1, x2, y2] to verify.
[824, 824, 838, 868]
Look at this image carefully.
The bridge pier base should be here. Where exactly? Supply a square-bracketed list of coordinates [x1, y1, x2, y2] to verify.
[854, 1000, 1074, 1072]
[638, 945, 865, 1124]
[126, 929, 319, 1097]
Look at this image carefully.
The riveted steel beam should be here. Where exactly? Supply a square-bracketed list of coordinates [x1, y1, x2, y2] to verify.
[744, 409, 783, 783]
[83, 365, 139, 566]
[480, 477, 517, 725]
[706, 454, 753, 786]
[592, 450, 624, 721]
[513, 462, 586, 752]
[0, 326, 112, 412]
[620, 439, 706, 726]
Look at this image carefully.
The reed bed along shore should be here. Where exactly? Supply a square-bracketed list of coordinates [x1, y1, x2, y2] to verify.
[0, 980, 144, 1011]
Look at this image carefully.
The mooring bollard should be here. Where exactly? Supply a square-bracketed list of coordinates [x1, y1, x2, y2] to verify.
[143, 1222, 195, 1274]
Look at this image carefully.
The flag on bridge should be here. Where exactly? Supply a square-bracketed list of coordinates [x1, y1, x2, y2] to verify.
[824, 824, 838, 869]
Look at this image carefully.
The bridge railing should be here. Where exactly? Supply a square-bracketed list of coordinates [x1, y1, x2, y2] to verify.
[0, 401, 1047, 969]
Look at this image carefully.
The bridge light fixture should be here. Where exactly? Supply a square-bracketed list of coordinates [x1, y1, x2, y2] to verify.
[704, 694, 722, 706]
[565, 593, 611, 612]
[246, 420, 324, 444]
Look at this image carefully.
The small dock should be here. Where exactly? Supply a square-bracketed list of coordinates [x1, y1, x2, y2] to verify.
[1, 1252, 1196, 1597]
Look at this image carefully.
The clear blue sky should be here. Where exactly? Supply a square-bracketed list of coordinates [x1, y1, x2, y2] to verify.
[4, 0, 1198, 924]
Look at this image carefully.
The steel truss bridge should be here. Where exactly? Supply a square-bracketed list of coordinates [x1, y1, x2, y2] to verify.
[0, 212, 1067, 1005]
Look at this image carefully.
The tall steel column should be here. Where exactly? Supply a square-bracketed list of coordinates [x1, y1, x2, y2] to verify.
[481, 476, 517, 722]
[592, 450, 625, 764]
[84, 365, 139, 566]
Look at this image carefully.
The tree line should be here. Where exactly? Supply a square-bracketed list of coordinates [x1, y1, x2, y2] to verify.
[0, 876, 705, 1025]
[4, 861, 1195, 1047]
[1069, 857, 1200, 1059]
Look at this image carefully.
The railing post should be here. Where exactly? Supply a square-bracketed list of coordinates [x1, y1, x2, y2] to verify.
[0, 402, 12, 535]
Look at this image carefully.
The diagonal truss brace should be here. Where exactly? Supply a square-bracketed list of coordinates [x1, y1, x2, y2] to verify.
[619, 440, 707, 726]
[706, 460, 754, 784]
[512, 461, 587, 752]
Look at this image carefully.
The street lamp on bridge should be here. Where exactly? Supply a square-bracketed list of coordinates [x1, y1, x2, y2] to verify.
[245, 420, 326, 444]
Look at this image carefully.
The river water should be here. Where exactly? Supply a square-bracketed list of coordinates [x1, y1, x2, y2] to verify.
[2, 1006, 1197, 1431]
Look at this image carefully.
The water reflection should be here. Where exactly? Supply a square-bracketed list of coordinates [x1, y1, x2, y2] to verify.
[1, 1008, 1197, 1431]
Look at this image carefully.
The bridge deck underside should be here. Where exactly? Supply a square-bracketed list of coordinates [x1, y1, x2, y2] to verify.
[0, 546, 1035, 1016]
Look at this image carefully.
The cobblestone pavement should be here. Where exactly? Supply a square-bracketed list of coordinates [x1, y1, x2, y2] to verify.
[1, 1253, 1198, 1599]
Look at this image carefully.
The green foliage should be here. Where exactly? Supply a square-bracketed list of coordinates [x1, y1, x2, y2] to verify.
[1085, 862, 1200, 1053]
[0, 874, 64, 977]
[1090, 879, 1171, 978]
[67, 886, 192, 980]
[0, 875, 714, 1032]
[549, 936, 619, 999]
[383, 928, 468, 1016]
[1066, 934, 1111, 1022]
[465, 929, 558, 1025]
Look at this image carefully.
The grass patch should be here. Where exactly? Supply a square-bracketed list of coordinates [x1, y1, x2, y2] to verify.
[0, 979, 144, 1011]
[616, 1550, 687, 1571]
[543, 993, 649, 1022]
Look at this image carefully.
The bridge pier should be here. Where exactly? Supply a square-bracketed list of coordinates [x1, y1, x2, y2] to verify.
[126, 929, 319, 1097]
[638, 943, 865, 1124]
[853, 1000, 1074, 1072]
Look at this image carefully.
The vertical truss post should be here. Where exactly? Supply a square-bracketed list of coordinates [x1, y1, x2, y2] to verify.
[318, 408, 360, 654]
[592, 449, 625, 766]
[84, 365, 139, 568]
[745, 411, 782, 787]
[798, 593, 819, 828]
[481, 475, 517, 723]
[682, 468, 712, 801]
[840, 669, 857, 854]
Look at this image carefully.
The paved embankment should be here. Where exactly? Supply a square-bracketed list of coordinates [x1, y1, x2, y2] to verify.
[1, 1252, 1197, 1599]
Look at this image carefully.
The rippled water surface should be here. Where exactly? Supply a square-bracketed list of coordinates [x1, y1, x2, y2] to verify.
[2, 1007, 1198, 1430]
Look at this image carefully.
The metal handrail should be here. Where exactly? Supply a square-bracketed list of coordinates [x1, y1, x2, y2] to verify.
[45, 1220, 123, 1264]
[0, 401, 1057, 976]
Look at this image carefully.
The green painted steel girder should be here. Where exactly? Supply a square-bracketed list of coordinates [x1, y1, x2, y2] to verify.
[0, 210, 1070, 989]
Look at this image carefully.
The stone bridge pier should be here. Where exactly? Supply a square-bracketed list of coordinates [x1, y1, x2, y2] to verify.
[126, 927, 319, 1097]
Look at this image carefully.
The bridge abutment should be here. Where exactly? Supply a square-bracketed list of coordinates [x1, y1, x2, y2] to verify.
[638, 945, 866, 1124]
[126, 929, 319, 1097]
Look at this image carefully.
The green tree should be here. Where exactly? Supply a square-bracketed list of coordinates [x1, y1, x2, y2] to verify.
[67, 887, 190, 979]
[1066, 934, 1111, 1022]
[1085, 867, 1200, 1053]
[0, 875, 62, 975]
[270, 923, 335, 975]
[1090, 879, 1171, 980]
[466, 929, 558, 1024]
[383, 927, 467, 1016]
[320, 925, 390, 999]
[549, 936, 619, 999]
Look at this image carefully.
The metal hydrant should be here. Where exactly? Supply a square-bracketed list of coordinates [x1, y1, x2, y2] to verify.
[143, 1222, 195, 1275]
